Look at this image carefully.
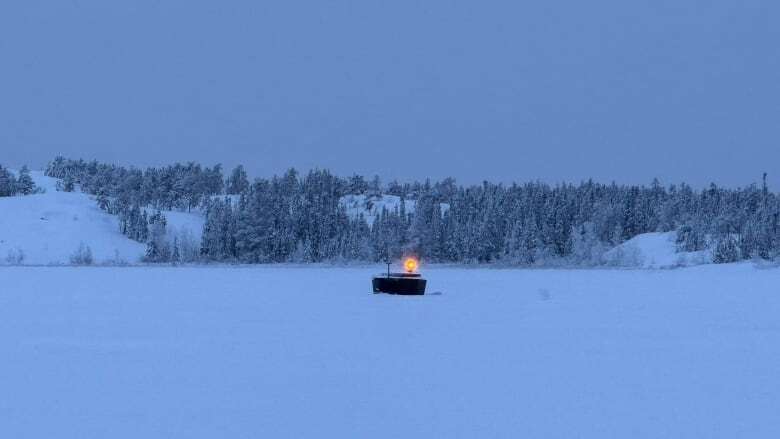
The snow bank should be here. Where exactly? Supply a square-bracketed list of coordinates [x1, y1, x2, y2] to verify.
[603, 231, 712, 268]
[0, 172, 145, 265]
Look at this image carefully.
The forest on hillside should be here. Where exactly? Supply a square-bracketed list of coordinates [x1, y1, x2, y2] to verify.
[42, 156, 780, 266]
[0, 165, 39, 197]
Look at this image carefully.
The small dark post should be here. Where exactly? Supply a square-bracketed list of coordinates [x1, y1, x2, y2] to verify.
[386, 261, 391, 277]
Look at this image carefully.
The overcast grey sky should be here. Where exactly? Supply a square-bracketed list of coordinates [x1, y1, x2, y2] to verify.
[1, 0, 778, 187]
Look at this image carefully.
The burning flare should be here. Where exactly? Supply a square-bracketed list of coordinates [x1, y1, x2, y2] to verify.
[404, 257, 419, 273]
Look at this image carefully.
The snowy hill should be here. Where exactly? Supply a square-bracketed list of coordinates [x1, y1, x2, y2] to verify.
[0, 172, 145, 265]
[603, 231, 712, 268]
[1, 173, 718, 268]
[0, 171, 204, 265]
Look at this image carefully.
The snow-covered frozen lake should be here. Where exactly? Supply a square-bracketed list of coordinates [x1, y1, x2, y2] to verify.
[2, 265, 780, 438]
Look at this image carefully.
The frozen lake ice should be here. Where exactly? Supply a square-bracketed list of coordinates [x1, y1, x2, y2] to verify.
[2, 264, 779, 438]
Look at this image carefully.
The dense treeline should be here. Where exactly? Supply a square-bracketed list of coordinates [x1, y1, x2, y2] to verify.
[46, 156, 224, 211]
[45, 157, 780, 265]
[0, 165, 38, 197]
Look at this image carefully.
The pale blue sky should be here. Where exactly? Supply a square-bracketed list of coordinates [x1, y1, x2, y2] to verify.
[1, 0, 778, 186]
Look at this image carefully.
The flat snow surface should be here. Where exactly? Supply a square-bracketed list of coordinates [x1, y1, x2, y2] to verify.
[2, 264, 779, 438]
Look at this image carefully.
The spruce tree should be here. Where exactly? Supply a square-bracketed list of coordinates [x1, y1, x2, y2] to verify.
[0, 165, 16, 197]
[226, 165, 250, 194]
[15, 166, 36, 195]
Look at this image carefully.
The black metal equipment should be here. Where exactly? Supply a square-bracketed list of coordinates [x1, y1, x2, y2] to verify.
[372, 262, 427, 295]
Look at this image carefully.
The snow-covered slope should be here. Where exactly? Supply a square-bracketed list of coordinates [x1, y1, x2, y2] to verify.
[603, 231, 712, 268]
[340, 194, 416, 225]
[144, 208, 204, 245]
[340, 194, 450, 226]
[0, 172, 147, 265]
[0, 171, 206, 265]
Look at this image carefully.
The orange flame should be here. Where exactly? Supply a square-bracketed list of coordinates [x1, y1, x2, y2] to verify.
[404, 257, 418, 273]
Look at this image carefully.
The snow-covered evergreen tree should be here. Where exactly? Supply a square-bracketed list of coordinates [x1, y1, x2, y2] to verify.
[0, 165, 16, 197]
[15, 166, 36, 195]
[40, 156, 780, 266]
[713, 235, 740, 264]
[144, 211, 170, 262]
[226, 165, 250, 194]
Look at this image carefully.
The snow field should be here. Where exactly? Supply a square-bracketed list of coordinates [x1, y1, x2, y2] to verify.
[2, 264, 779, 438]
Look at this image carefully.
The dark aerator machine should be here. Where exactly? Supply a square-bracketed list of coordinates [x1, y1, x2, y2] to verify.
[372, 258, 427, 295]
